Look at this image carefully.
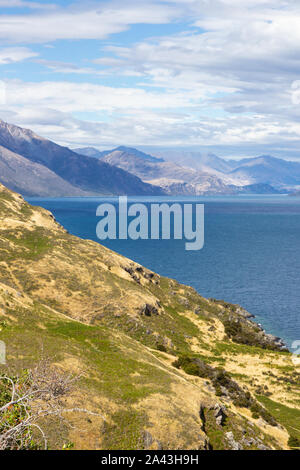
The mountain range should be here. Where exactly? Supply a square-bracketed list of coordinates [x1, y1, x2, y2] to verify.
[0, 118, 299, 197]
[150, 150, 300, 190]
[0, 120, 163, 197]
[76, 146, 291, 195]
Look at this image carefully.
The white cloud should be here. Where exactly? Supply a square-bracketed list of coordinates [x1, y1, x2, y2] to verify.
[1, 79, 300, 150]
[35, 59, 105, 76]
[0, 0, 56, 9]
[1, 0, 300, 155]
[0, 47, 38, 64]
[92, 0, 300, 129]
[3, 79, 197, 112]
[0, 1, 180, 44]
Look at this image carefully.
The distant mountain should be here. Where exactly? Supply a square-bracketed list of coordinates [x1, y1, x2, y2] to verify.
[73, 147, 110, 159]
[114, 146, 164, 163]
[228, 183, 282, 194]
[101, 148, 280, 195]
[148, 178, 233, 196]
[75, 145, 164, 163]
[0, 120, 164, 197]
[155, 150, 235, 174]
[102, 149, 226, 184]
[0, 119, 291, 197]
[157, 151, 300, 189]
[227, 155, 300, 187]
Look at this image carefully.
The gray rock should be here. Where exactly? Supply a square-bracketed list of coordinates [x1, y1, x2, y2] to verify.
[257, 444, 270, 451]
[235, 306, 255, 319]
[139, 303, 159, 317]
[142, 430, 153, 449]
[212, 404, 227, 426]
[225, 431, 243, 450]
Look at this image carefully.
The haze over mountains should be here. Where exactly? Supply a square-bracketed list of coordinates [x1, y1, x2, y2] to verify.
[152, 151, 300, 191]
[76, 146, 300, 195]
[0, 120, 163, 197]
[0, 118, 299, 197]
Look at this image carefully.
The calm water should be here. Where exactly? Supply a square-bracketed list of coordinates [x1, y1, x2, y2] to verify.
[27, 195, 300, 349]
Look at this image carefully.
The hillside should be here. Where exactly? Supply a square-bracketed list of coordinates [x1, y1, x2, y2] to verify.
[0, 183, 299, 450]
[0, 145, 89, 197]
[0, 120, 164, 197]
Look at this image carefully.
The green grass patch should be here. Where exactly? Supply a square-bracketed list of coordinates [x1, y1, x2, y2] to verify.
[257, 395, 300, 440]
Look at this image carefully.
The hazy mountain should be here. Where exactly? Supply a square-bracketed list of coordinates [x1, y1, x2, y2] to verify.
[101, 149, 280, 195]
[148, 178, 233, 196]
[157, 150, 300, 189]
[150, 179, 280, 196]
[227, 155, 300, 187]
[0, 119, 291, 197]
[0, 120, 164, 196]
[227, 183, 282, 194]
[154, 150, 235, 174]
[102, 149, 229, 185]
[73, 147, 110, 159]
[75, 145, 164, 163]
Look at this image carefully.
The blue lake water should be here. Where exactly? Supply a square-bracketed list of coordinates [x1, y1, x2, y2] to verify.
[27, 195, 300, 349]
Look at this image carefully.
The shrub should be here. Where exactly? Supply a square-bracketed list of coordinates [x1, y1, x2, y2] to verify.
[250, 403, 277, 426]
[156, 344, 167, 352]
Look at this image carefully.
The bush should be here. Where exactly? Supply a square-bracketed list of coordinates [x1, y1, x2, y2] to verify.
[183, 362, 201, 376]
[250, 403, 277, 426]
[156, 344, 167, 352]
[172, 356, 212, 378]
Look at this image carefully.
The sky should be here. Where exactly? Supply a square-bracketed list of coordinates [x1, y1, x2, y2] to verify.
[1, 0, 300, 159]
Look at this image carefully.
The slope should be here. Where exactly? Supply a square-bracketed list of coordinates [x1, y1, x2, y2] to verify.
[0, 183, 299, 450]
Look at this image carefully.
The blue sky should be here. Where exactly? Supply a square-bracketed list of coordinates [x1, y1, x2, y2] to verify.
[1, 0, 300, 159]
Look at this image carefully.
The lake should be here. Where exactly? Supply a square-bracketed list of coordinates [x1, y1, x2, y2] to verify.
[27, 195, 300, 349]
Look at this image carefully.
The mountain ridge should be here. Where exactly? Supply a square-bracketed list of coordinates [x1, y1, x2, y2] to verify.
[0, 119, 296, 197]
[100, 148, 282, 195]
[75, 146, 164, 163]
[0, 119, 164, 197]
[153, 150, 300, 189]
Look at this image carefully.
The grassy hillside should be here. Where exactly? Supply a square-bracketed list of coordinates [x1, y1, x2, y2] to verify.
[0, 183, 299, 450]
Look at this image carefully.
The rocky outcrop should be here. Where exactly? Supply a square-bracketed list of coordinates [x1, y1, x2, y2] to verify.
[139, 303, 159, 317]
[225, 432, 243, 450]
[212, 404, 227, 426]
[212, 300, 288, 351]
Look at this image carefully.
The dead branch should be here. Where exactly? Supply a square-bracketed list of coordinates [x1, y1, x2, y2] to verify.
[0, 358, 77, 450]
